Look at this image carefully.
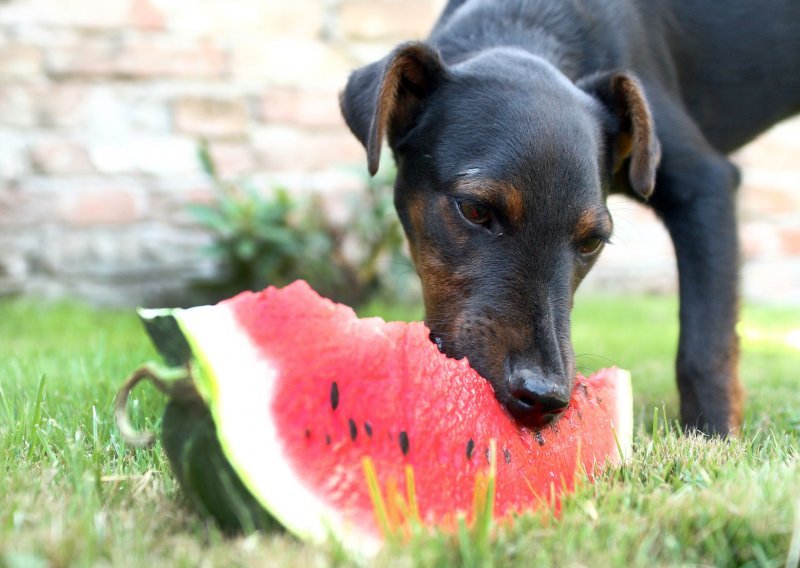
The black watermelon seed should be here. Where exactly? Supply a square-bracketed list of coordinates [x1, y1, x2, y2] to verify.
[330, 382, 339, 410]
[325, 434, 331, 445]
[577, 409, 584, 420]
[399, 431, 410, 455]
[466, 439, 475, 460]
[348, 418, 357, 441]
[536, 431, 545, 446]
[364, 422, 373, 437]
[304, 428, 311, 439]
[503, 448, 511, 464]
[579, 383, 589, 398]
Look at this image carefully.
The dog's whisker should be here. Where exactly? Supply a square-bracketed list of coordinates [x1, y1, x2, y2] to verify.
[575, 353, 617, 366]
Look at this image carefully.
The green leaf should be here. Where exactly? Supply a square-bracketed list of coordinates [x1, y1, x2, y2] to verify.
[197, 140, 218, 179]
[234, 238, 258, 261]
[186, 204, 230, 233]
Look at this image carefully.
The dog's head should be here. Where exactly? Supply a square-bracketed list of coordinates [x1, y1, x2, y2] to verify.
[341, 42, 660, 428]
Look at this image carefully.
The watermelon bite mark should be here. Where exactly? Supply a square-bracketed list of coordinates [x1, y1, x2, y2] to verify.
[116, 280, 632, 556]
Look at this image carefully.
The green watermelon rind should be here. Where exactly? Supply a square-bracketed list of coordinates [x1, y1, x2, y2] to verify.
[157, 304, 382, 556]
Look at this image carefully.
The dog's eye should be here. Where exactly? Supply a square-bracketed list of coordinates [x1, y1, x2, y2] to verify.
[457, 200, 492, 226]
[578, 237, 605, 255]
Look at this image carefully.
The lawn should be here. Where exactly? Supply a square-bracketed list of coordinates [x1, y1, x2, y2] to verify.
[1, 294, 798, 567]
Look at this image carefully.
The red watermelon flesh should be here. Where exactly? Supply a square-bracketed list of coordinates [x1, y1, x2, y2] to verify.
[161, 280, 631, 553]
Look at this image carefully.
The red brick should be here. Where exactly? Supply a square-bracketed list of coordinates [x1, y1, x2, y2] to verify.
[89, 137, 199, 176]
[739, 222, 780, 260]
[0, 86, 38, 128]
[45, 42, 116, 76]
[128, 0, 165, 30]
[254, 126, 365, 172]
[38, 85, 90, 128]
[0, 135, 31, 180]
[123, 40, 227, 78]
[339, 0, 438, 41]
[261, 88, 344, 128]
[258, 1, 325, 38]
[741, 260, 800, 304]
[174, 97, 250, 138]
[739, 185, 798, 217]
[151, 1, 323, 38]
[0, 0, 131, 28]
[0, 185, 52, 226]
[231, 38, 350, 87]
[59, 188, 143, 226]
[30, 138, 94, 175]
[779, 227, 800, 256]
[0, 45, 42, 78]
[147, 178, 216, 225]
[734, 116, 800, 172]
[206, 142, 257, 178]
[344, 41, 400, 66]
[47, 38, 227, 79]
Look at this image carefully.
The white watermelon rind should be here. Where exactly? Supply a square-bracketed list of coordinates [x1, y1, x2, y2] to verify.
[611, 368, 633, 462]
[165, 304, 383, 557]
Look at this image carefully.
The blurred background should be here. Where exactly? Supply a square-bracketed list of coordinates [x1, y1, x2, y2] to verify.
[0, 0, 798, 309]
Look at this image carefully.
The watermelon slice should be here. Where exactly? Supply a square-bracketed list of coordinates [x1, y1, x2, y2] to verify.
[116, 280, 632, 555]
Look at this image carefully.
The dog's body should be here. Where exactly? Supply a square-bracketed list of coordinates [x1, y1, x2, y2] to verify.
[340, 0, 800, 435]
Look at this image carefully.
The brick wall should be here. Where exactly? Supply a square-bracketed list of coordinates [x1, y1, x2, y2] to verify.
[0, 0, 798, 306]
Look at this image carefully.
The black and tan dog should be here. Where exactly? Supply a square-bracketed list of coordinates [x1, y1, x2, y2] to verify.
[339, 0, 800, 435]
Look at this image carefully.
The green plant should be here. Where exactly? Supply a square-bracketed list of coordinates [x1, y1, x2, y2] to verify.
[327, 157, 420, 305]
[189, 143, 418, 307]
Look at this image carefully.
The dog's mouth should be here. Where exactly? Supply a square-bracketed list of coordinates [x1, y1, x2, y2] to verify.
[429, 332, 446, 354]
[427, 327, 574, 430]
[427, 329, 476, 364]
[505, 396, 566, 426]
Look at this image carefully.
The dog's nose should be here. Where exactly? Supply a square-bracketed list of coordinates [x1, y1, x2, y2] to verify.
[506, 367, 571, 428]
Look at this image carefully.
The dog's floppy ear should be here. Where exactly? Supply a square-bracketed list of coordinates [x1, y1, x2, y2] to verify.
[340, 42, 447, 176]
[579, 72, 661, 199]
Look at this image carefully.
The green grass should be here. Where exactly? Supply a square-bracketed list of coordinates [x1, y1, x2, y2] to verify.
[1, 295, 798, 567]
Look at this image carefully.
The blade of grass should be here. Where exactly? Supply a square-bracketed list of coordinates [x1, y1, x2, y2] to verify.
[405, 465, 421, 526]
[468, 440, 496, 568]
[363, 457, 393, 542]
[652, 405, 659, 446]
[31, 373, 47, 429]
[456, 516, 476, 568]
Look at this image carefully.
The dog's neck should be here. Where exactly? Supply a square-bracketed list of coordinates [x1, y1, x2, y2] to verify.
[429, 0, 627, 81]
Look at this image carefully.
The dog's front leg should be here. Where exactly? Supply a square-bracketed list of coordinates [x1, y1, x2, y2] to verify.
[650, 120, 745, 436]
